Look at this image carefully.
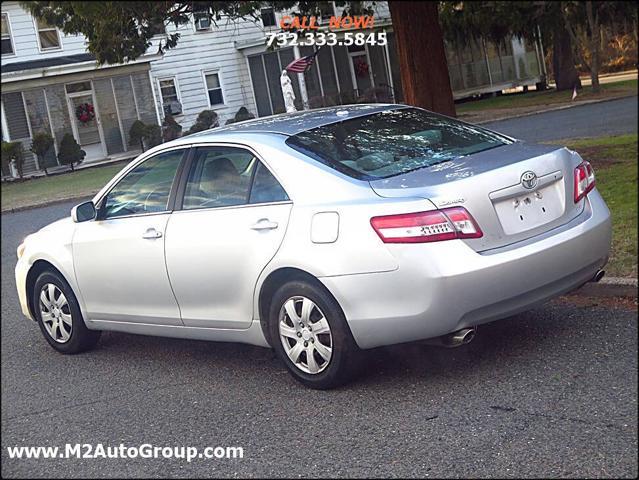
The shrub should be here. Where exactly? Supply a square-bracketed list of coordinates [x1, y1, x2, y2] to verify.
[145, 124, 163, 148]
[129, 121, 163, 151]
[162, 114, 182, 142]
[225, 106, 256, 125]
[0, 143, 9, 176]
[129, 120, 147, 151]
[1, 141, 25, 178]
[30, 131, 55, 175]
[57, 134, 85, 172]
[185, 110, 219, 135]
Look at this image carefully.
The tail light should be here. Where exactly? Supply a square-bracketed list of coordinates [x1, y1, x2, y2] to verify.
[370, 207, 482, 244]
[574, 160, 596, 203]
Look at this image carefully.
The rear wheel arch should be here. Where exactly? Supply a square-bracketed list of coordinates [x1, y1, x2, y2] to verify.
[258, 267, 350, 347]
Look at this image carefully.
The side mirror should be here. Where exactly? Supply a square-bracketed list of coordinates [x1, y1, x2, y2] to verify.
[71, 201, 96, 223]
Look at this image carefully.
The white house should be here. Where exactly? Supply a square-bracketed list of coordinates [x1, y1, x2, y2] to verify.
[148, 2, 399, 130]
[1, 1, 162, 176]
[2, 1, 545, 177]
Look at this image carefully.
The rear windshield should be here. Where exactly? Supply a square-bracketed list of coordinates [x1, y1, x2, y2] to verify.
[285, 107, 512, 180]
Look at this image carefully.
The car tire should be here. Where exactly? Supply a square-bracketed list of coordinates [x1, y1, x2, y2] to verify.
[268, 280, 360, 389]
[33, 270, 101, 354]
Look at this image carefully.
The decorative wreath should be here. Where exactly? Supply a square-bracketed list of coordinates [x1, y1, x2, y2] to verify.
[354, 59, 369, 77]
[75, 103, 95, 124]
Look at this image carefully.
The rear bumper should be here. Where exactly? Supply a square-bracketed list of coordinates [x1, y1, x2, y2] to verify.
[321, 190, 611, 349]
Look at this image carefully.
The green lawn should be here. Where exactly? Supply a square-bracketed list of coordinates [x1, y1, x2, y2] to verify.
[560, 134, 638, 278]
[1, 163, 126, 212]
[457, 78, 638, 114]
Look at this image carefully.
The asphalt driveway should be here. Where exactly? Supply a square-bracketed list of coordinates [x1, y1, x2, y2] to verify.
[1, 200, 637, 478]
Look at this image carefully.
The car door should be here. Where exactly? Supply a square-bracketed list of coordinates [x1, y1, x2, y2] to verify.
[73, 147, 187, 326]
[164, 145, 292, 329]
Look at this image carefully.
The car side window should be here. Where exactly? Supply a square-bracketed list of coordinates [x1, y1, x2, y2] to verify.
[249, 161, 289, 204]
[182, 147, 256, 210]
[101, 149, 184, 219]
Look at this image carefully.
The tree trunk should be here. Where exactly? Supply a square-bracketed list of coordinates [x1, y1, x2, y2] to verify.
[590, 38, 600, 92]
[552, 21, 582, 91]
[586, 1, 601, 92]
[388, 1, 456, 117]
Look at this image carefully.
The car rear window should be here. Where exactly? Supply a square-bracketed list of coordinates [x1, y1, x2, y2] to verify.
[285, 107, 512, 180]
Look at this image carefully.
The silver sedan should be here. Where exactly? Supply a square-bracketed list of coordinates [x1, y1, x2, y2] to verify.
[15, 105, 611, 389]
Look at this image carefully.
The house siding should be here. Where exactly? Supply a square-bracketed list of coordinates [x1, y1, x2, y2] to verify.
[1, 1, 87, 65]
[149, 19, 266, 130]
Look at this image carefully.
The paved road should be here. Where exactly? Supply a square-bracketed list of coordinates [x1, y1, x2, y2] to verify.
[484, 96, 638, 143]
[2, 200, 637, 478]
[549, 70, 638, 88]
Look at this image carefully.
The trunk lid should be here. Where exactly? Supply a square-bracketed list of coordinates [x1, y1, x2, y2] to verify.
[369, 142, 585, 252]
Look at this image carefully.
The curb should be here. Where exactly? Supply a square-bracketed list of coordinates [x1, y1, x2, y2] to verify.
[2, 195, 93, 215]
[569, 277, 638, 299]
[469, 94, 638, 125]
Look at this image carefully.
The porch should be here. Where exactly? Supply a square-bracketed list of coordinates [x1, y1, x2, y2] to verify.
[1, 60, 159, 177]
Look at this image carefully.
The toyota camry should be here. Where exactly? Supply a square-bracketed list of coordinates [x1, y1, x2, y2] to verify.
[15, 104, 611, 389]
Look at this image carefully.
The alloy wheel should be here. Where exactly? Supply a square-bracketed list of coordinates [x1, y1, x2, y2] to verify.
[39, 283, 72, 343]
[278, 296, 333, 374]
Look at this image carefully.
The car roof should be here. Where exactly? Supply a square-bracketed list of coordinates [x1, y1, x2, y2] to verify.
[185, 103, 408, 139]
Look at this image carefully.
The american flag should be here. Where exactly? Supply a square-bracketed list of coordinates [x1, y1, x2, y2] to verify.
[285, 49, 320, 73]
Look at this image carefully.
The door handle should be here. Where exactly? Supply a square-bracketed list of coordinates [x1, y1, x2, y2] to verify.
[142, 228, 162, 239]
[250, 218, 278, 231]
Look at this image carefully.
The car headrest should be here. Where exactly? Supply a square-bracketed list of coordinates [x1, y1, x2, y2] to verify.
[202, 157, 237, 180]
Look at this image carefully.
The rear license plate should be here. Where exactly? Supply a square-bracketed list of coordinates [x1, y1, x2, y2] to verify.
[491, 178, 565, 235]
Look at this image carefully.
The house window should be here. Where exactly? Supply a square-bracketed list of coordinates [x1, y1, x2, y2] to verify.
[204, 72, 224, 106]
[159, 78, 179, 104]
[260, 8, 276, 27]
[36, 18, 61, 50]
[158, 77, 182, 115]
[194, 11, 211, 31]
[2, 13, 15, 55]
[65, 81, 92, 94]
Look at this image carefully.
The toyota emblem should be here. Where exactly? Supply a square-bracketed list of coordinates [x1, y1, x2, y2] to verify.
[521, 171, 538, 189]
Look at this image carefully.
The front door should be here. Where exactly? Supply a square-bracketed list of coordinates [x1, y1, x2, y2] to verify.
[73, 148, 187, 325]
[164, 145, 292, 329]
[67, 88, 105, 161]
[348, 46, 373, 95]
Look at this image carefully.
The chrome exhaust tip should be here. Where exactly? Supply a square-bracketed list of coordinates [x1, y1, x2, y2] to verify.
[591, 269, 605, 283]
[422, 327, 477, 348]
[449, 327, 476, 346]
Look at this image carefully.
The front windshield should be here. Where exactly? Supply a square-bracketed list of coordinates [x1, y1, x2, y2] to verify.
[286, 108, 512, 180]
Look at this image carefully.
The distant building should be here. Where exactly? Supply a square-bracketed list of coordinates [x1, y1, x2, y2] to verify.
[1, 1, 545, 177]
